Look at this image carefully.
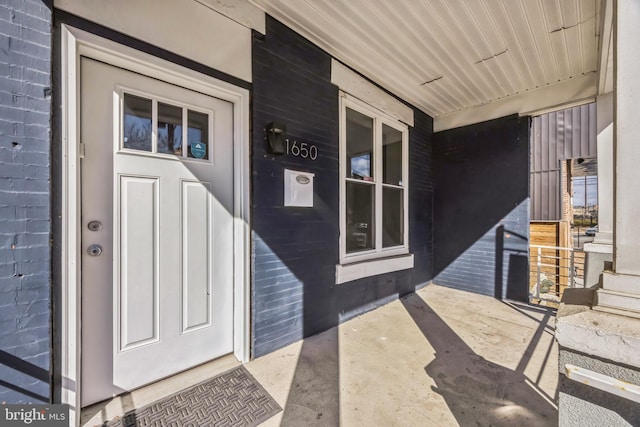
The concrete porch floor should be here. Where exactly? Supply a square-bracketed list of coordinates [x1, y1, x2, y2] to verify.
[248, 284, 559, 426]
[82, 284, 558, 426]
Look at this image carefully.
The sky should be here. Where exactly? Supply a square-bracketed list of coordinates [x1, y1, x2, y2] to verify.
[351, 154, 371, 177]
[572, 176, 598, 207]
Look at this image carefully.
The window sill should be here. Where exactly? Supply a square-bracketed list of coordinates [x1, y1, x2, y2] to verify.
[335, 254, 414, 284]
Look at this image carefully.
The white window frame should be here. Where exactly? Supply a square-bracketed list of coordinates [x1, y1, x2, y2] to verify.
[339, 92, 410, 266]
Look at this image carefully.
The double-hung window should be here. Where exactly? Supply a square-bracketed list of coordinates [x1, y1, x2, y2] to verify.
[339, 94, 409, 265]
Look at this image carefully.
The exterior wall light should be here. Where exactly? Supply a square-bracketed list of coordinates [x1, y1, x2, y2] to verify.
[265, 122, 286, 155]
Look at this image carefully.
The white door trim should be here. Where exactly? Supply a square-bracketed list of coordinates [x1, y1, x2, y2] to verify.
[59, 24, 251, 426]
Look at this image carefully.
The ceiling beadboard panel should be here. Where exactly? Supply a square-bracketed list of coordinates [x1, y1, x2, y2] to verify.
[251, 0, 601, 124]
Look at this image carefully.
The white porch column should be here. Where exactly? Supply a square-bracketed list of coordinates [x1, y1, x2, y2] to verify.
[582, 93, 614, 289]
[556, 4, 640, 425]
[594, 93, 613, 245]
[596, 0, 640, 315]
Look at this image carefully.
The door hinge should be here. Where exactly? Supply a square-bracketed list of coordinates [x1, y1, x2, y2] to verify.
[79, 142, 86, 158]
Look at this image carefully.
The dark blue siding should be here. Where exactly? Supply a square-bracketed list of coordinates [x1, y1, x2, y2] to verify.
[252, 17, 434, 358]
[251, 16, 340, 357]
[0, 0, 52, 404]
[433, 115, 530, 301]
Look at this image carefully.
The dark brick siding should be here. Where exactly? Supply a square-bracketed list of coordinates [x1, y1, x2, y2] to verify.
[433, 115, 530, 301]
[0, 0, 52, 404]
[252, 17, 433, 357]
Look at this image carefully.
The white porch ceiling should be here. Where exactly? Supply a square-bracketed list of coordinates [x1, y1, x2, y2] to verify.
[251, 0, 602, 131]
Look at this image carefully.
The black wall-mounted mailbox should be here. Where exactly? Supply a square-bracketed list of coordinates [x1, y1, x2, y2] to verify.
[265, 122, 287, 155]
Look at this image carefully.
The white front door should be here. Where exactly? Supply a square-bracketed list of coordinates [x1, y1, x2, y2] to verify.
[80, 58, 234, 406]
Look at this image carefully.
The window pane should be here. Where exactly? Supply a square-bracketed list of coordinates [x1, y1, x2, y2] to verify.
[346, 182, 375, 253]
[346, 108, 373, 181]
[157, 103, 183, 155]
[383, 187, 404, 247]
[123, 94, 152, 151]
[187, 110, 209, 159]
[383, 124, 403, 186]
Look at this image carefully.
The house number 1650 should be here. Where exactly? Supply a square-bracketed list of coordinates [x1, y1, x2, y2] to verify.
[286, 139, 318, 160]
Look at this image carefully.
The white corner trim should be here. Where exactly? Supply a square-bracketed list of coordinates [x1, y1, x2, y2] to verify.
[60, 25, 251, 425]
[565, 364, 640, 404]
[598, 0, 614, 95]
[195, 0, 266, 34]
[434, 72, 597, 132]
[336, 254, 414, 284]
[60, 25, 81, 427]
[331, 59, 414, 127]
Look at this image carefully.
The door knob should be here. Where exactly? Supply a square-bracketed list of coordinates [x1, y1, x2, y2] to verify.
[87, 244, 103, 256]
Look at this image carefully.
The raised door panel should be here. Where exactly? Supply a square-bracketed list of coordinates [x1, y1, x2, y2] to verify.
[182, 180, 213, 332]
[118, 175, 159, 350]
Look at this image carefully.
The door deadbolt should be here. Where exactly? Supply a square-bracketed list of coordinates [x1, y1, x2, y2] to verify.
[88, 220, 102, 231]
[87, 244, 103, 256]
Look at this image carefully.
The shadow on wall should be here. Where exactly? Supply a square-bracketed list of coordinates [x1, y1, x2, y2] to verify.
[495, 225, 530, 301]
[433, 115, 530, 301]
[0, 350, 50, 403]
[251, 17, 434, 425]
[401, 293, 557, 426]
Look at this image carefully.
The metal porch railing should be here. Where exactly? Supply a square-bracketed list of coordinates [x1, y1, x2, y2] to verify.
[529, 244, 584, 302]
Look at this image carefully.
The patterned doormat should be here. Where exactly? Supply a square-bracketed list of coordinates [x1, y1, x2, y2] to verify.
[104, 366, 281, 427]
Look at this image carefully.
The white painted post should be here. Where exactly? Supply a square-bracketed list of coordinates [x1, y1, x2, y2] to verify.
[596, 0, 640, 314]
[594, 93, 613, 244]
[536, 247, 542, 298]
[569, 250, 575, 288]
